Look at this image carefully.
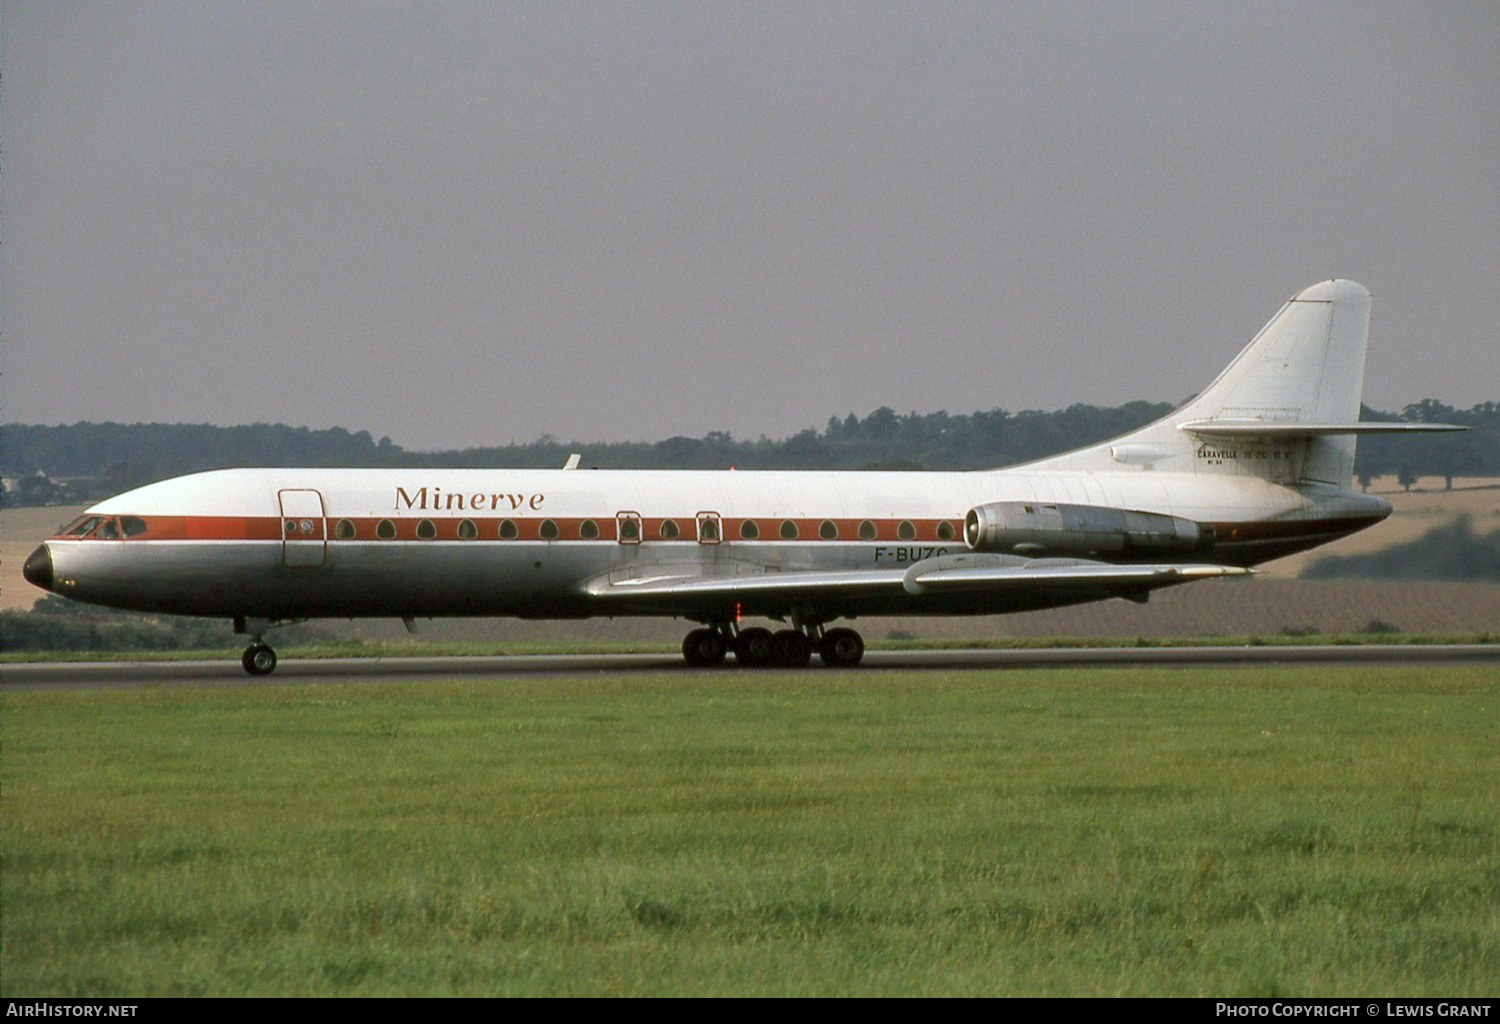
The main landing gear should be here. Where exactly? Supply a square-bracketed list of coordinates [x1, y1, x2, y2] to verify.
[681, 623, 865, 669]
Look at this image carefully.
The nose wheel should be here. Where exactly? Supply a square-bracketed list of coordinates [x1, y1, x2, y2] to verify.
[241, 643, 278, 676]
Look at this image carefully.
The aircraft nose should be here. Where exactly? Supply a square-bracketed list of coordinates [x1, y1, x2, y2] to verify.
[23, 544, 54, 591]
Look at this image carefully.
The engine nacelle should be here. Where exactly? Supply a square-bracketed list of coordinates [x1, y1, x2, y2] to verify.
[963, 501, 1209, 557]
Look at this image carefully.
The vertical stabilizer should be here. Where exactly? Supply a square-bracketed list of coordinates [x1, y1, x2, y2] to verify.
[1025, 280, 1373, 485]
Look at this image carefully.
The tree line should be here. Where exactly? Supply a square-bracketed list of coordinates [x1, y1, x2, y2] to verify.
[3, 399, 1495, 507]
[1352, 401, 1500, 491]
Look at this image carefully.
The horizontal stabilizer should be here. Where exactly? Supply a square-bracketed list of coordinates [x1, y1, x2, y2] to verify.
[1179, 420, 1467, 439]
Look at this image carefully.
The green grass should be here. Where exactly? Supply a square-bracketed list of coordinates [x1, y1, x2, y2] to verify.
[3, 667, 1496, 996]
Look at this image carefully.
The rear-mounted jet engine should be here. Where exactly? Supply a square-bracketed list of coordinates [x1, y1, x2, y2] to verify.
[963, 501, 1211, 558]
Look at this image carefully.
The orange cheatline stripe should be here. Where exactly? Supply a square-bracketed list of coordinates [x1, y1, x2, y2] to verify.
[54, 514, 969, 544]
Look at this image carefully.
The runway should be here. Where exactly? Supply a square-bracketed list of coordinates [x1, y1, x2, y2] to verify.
[4, 644, 1497, 690]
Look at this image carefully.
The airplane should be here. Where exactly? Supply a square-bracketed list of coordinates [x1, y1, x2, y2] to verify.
[23, 279, 1463, 675]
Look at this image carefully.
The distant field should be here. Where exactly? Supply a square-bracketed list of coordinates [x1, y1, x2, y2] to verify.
[3, 666, 1495, 996]
[1262, 477, 1499, 578]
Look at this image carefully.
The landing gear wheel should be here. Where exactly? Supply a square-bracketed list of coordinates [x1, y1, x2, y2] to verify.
[818, 627, 865, 668]
[769, 629, 813, 668]
[682, 628, 727, 667]
[733, 627, 773, 667]
[242, 644, 277, 676]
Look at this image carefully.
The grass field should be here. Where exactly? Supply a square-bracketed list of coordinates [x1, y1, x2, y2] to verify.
[3, 666, 1496, 996]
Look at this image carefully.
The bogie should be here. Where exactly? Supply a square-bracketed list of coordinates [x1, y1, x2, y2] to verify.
[681, 624, 866, 670]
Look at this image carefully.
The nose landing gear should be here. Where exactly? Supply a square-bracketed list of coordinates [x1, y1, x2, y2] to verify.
[234, 616, 298, 676]
[241, 643, 277, 676]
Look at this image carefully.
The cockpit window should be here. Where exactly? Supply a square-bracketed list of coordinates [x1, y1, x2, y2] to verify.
[63, 516, 141, 539]
[65, 516, 104, 537]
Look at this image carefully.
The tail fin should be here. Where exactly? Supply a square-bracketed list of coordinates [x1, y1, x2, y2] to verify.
[1026, 279, 1381, 485]
[1183, 278, 1371, 429]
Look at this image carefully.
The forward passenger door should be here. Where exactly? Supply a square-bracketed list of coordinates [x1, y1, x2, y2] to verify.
[279, 489, 327, 567]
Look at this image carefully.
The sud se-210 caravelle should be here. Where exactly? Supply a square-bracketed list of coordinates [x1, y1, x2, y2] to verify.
[24, 280, 1461, 674]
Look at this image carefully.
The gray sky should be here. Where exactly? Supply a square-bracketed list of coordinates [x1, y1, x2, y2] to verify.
[3, 1, 1496, 451]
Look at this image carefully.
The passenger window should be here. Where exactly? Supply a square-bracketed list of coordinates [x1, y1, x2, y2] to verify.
[580, 519, 600, 540]
[376, 519, 397, 539]
[416, 519, 437, 540]
[457, 519, 478, 540]
[897, 520, 917, 541]
[335, 519, 357, 540]
[937, 521, 955, 542]
[819, 520, 838, 540]
[858, 520, 877, 541]
[739, 520, 760, 540]
[539, 519, 560, 540]
[699, 518, 719, 542]
[779, 520, 799, 540]
[659, 519, 681, 540]
[618, 517, 641, 542]
[499, 519, 519, 540]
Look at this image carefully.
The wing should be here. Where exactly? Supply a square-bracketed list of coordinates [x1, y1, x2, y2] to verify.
[585, 553, 1251, 620]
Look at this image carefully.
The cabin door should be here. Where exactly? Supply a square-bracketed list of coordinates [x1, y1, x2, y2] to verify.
[279, 489, 328, 568]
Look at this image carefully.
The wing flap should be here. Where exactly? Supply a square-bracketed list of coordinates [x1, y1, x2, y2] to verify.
[901, 559, 1250, 594]
[586, 555, 1251, 614]
[588, 568, 910, 600]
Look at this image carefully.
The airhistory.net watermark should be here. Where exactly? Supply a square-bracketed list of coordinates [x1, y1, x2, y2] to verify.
[4, 1006, 137, 1018]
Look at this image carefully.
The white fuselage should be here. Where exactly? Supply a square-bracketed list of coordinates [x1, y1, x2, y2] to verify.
[35, 464, 1387, 622]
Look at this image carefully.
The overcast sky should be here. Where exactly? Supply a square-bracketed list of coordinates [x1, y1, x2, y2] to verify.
[3, 1, 1496, 451]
